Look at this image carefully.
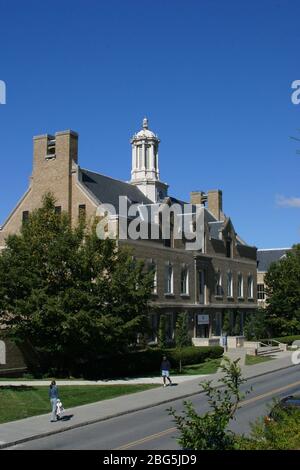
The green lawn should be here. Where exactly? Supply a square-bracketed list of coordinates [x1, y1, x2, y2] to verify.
[173, 358, 222, 375]
[0, 384, 159, 424]
[245, 354, 274, 366]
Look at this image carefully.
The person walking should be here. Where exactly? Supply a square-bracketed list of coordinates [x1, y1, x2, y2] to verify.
[49, 380, 59, 422]
[161, 355, 172, 387]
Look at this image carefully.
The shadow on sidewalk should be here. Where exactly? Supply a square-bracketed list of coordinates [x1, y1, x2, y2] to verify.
[58, 414, 74, 422]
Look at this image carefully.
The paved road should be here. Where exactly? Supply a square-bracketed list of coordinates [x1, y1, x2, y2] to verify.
[8, 367, 300, 450]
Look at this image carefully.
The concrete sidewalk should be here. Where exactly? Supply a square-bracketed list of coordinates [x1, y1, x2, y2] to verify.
[0, 351, 297, 449]
[0, 373, 208, 387]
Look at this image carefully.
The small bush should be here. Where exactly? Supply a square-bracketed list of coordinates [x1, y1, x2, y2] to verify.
[237, 408, 300, 450]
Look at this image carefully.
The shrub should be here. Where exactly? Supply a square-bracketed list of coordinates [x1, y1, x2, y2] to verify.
[77, 345, 224, 379]
[169, 357, 250, 450]
[237, 408, 300, 450]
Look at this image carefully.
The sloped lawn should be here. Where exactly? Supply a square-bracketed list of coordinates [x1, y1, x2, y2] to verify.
[0, 384, 159, 424]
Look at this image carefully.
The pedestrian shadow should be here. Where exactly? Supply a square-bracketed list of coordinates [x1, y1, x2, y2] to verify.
[59, 414, 74, 422]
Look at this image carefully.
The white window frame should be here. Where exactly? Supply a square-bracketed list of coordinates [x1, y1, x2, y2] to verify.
[165, 262, 173, 294]
[247, 274, 254, 299]
[238, 273, 244, 298]
[181, 265, 189, 295]
[227, 271, 233, 297]
[257, 283, 265, 300]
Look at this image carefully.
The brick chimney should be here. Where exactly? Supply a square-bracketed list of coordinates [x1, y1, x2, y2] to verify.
[207, 189, 223, 220]
[190, 191, 207, 205]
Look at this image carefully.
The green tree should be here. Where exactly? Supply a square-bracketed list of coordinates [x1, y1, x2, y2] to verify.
[158, 314, 167, 349]
[222, 310, 232, 335]
[175, 311, 192, 372]
[0, 194, 154, 375]
[243, 308, 269, 340]
[233, 311, 241, 336]
[169, 357, 250, 450]
[264, 244, 300, 336]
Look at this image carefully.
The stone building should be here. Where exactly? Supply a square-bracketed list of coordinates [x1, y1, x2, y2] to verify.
[0, 118, 258, 347]
[257, 248, 291, 308]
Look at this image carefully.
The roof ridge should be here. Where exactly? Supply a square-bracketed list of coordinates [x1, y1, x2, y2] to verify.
[257, 247, 291, 251]
[80, 167, 133, 187]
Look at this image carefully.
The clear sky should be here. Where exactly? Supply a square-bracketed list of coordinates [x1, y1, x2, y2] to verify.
[0, 0, 299, 249]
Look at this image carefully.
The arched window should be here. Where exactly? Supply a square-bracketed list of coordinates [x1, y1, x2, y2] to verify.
[247, 274, 254, 299]
[164, 262, 173, 294]
[227, 271, 233, 297]
[181, 265, 189, 295]
[238, 273, 244, 298]
[215, 270, 223, 296]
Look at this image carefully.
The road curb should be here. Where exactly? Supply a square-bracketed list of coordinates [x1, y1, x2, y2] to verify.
[0, 362, 297, 450]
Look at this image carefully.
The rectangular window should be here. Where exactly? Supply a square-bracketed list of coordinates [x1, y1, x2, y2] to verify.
[150, 314, 157, 342]
[22, 211, 29, 224]
[248, 275, 254, 298]
[165, 313, 173, 341]
[238, 273, 244, 298]
[55, 206, 61, 215]
[257, 284, 265, 300]
[181, 266, 189, 295]
[164, 263, 173, 294]
[79, 204, 86, 220]
[227, 272, 233, 297]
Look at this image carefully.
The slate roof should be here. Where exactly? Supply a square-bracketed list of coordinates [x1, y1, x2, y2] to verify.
[79, 167, 250, 247]
[257, 248, 292, 272]
[80, 168, 153, 212]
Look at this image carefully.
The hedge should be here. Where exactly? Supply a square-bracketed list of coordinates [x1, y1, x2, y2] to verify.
[78, 345, 224, 379]
[260, 335, 300, 345]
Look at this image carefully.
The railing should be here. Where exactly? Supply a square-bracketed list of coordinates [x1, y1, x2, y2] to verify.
[244, 338, 287, 355]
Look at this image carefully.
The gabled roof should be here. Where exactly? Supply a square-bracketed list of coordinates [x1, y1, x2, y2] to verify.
[257, 248, 292, 272]
[79, 168, 152, 213]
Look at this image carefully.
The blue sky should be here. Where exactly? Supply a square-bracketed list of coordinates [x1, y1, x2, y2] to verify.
[0, 0, 299, 248]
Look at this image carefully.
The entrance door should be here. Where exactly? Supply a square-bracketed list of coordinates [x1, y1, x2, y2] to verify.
[196, 324, 209, 338]
[196, 313, 209, 338]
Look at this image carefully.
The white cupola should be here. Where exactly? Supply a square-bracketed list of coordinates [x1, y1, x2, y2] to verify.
[130, 118, 168, 202]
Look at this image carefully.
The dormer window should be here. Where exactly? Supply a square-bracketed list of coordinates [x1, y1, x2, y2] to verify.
[46, 137, 56, 160]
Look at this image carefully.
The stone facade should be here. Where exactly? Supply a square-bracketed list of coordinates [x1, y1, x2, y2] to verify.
[256, 248, 291, 308]
[0, 120, 258, 348]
